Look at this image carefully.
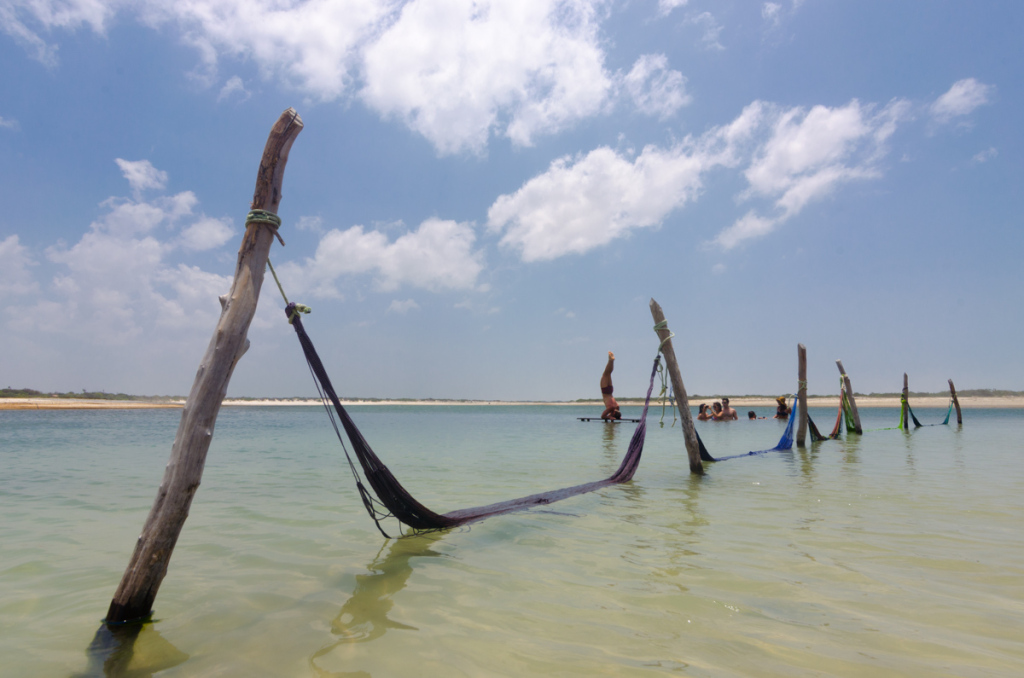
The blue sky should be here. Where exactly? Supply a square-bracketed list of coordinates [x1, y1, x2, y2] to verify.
[1, 0, 1021, 400]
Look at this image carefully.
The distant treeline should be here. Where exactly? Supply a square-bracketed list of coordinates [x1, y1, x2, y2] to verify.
[0, 388, 179, 401]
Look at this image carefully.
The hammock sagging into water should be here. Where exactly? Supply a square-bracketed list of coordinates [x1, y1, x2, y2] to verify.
[286, 302, 660, 537]
[899, 397, 954, 428]
[807, 383, 852, 442]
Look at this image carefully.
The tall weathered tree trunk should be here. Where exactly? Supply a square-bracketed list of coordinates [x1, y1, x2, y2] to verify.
[649, 299, 703, 475]
[106, 109, 303, 624]
[901, 373, 910, 430]
[797, 344, 808, 447]
[835, 360, 862, 434]
[948, 379, 963, 425]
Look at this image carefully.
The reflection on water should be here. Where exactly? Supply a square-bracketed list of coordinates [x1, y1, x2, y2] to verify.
[794, 446, 819, 486]
[4, 405, 1024, 677]
[840, 431, 862, 473]
[600, 417, 618, 462]
[310, 534, 446, 677]
[74, 623, 188, 678]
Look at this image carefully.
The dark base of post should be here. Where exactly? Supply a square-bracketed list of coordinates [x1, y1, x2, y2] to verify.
[105, 602, 153, 627]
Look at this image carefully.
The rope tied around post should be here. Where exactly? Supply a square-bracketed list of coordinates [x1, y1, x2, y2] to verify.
[246, 209, 286, 247]
[653, 320, 675, 354]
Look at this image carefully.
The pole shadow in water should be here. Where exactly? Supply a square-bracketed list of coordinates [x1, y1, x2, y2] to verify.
[601, 419, 619, 463]
[73, 621, 188, 678]
[839, 433, 862, 474]
[795, 446, 820, 487]
[310, 533, 447, 677]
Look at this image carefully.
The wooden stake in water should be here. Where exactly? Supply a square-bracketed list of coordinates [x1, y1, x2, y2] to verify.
[949, 379, 963, 425]
[835, 360, 863, 435]
[902, 373, 910, 430]
[649, 299, 703, 475]
[797, 344, 808, 447]
[106, 109, 303, 624]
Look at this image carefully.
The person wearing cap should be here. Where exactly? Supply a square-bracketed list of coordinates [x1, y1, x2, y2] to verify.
[720, 397, 739, 420]
[774, 396, 791, 419]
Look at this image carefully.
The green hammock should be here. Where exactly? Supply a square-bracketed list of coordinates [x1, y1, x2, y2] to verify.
[900, 397, 954, 429]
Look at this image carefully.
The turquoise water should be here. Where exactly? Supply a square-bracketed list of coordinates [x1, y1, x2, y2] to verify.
[2, 405, 1023, 677]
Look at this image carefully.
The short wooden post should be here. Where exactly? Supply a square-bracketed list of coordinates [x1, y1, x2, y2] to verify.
[901, 373, 910, 430]
[835, 360, 863, 434]
[949, 379, 963, 425]
[797, 344, 808, 447]
[106, 109, 303, 624]
[649, 299, 703, 475]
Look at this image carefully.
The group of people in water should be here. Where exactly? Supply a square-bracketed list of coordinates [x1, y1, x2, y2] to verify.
[696, 396, 789, 421]
[598, 351, 791, 422]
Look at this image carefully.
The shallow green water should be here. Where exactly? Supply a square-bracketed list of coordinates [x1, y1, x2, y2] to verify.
[2, 405, 1022, 677]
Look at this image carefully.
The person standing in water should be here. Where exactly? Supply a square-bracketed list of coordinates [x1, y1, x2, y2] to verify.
[600, 351, 622, 420]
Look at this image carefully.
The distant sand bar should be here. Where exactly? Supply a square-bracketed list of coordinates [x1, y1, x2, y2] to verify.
[3, 395, 1022, 410]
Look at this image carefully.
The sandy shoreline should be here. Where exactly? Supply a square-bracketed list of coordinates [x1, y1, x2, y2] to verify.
[2, 395, 1022, 410]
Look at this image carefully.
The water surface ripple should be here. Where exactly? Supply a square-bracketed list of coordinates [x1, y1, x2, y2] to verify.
[1, 405, 1022, 676]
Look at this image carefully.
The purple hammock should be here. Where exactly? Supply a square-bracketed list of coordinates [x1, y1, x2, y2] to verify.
[286, 302, 659, 538]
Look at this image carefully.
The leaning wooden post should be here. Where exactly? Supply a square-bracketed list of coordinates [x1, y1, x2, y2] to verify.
[796, 344, 808, 447]
[835, 360, 863, 434]
[649, 299, 703, 475]
[901, 373, 910, 430]
[948, 379, 963, 425]
[106, 109, 303, 624]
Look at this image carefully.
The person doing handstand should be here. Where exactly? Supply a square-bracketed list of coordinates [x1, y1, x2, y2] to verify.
[600, 351, 622, 420]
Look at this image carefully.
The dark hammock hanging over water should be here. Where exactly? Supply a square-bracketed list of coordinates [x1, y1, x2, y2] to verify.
[286, 302, 659, 537]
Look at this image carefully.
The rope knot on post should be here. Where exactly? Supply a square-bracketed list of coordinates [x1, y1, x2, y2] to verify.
[652, 320, 675, 354]
[246, 209, 286, 246]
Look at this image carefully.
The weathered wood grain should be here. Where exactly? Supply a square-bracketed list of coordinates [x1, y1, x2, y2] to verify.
[106, 109, 303, 624]
[649, 299, 703, 475]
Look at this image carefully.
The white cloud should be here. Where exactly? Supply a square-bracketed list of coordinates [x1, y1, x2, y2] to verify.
[762, 2, 781, 28]
[115, 158, 168, 197]
[0, 234, 38, 295]
[488, 105, 763, 262]
[0, 116, 19, 130]
[3, 0, 692, 155]
[295, 215, 324, 233]
[12, 161, 239, 345]
[0, 0, 120, 66]
[280, 218, 484, 295]
[180, 216, 235, 250]
[714, 98, 910, 249]
[217, 75, 250, 102]
[930, 78, 995, 124]
[658, 0, 689, 16]
[360, 0, 612, 154]
[138, 0, 389, 98]
[685, 12, 724, 51]
[387, 298, 420, 314]
[623, 54, 690, 119]
[713, 211, 779, 250]
[971, 147, 998, 164]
